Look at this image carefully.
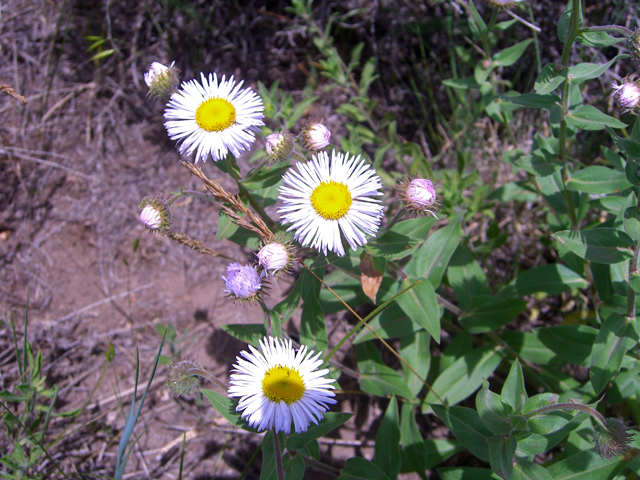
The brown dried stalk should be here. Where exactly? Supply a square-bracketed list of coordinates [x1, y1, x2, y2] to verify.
[1, 84, 27, 103]
[181, 161, 274, 241]
[165, 231, 235, 260]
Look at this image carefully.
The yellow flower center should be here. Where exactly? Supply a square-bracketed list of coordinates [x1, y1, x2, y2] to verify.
[195, 98, 236, 132]
[262, 365, 305, 404]
[310, 181, 352, 220]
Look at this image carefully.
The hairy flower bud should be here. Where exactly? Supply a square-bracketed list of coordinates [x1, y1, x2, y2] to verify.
[138, 196, 171, 233]
[257, 241, 295, 276]
[593, 417, 635, 460]
[223, 262, 263, 302]
[300, 119, 331, 151]
[167, 357, 202, 396]
[265, 131, 294, 164]
[612, 76, 640, 113]
[144, 61, 180, 98]
[398, 177, 439, 218]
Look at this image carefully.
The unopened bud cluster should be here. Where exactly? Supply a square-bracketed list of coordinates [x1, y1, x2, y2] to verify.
[139, 196, 172, 233]
[145, 61, 180, 99]
[593, 417, 635, 460]
[398, 177, 439, 218]
[612, 76, 640, 113]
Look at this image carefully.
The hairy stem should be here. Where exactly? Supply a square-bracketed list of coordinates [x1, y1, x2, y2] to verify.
[272, 430, 286, 480]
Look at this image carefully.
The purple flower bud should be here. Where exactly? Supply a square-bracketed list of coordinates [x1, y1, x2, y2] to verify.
[223, 263, 262, 301]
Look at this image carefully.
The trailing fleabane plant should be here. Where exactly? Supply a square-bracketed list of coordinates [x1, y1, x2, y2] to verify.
[164, 72, 265, 163]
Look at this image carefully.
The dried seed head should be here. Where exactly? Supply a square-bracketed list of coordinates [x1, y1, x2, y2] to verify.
[167, 357, 202, 396]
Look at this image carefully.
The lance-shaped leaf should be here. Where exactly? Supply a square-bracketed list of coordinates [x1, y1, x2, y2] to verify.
[568, 55, 626, 85]
[374, 396, 401, 480]
[590, 313, 639, 394]
[566, 165, 633, 194]
[487, 435, 517, 480]
[565, 105, 627, 130]
[502, 359, 527, 413]
[396, 277, 441, 343]
[432, 405, 493, 462]
[340, 458, 391, 480]
[624, 206, 640, 241]
[286, 412, 353, 450]
[448, 245, 491, 311]
[535, 64, 568, 95]
[476, 380, 514, 435]
[493, 39, 533, 67]
[438, 468, 501, 480]
[553, 228, 634, 264]
[459, 296, 527, 334]
[499, 264, 588, 297]
[546, 448, 628, 480]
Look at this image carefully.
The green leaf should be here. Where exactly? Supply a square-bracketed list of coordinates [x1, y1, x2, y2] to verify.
[568, 55, 626, 85]
[220, 324, 266, 348]
[367, 231, 420, 259]
[433, 405, 493, 462]
[566, 165, 632, 193]
[487, 435, 517, 480]
[502, 359, 527, 413]
[512, 459, 553, 480]
[565, 105, 627, 131]
[553, 228, 635, 264]
[499, 331, 556, 365]
[500, 264, 588, 297]
[497, 93, 560, 109]
[448, 245, 491, 311]
[438, 468, 501, 480]
[459, 296, 527, 334]
[423, 439, 465, 470]
[476, 380, 514, 435]
[283, 453, 305, 480]
[374, 396, 401, 480]
[423, 345, 504, 409]
[546, 448, 628, 480]
[396, 278, 441, 343]
[286, 413, 353, 450]
[537, 325, 598, 367]
[590, 313, 639, 394]
[515, 149, 563, 177]
[201, 389, 258, 432]
[443, 76, 482, 90]
[340, 458, 390, 480]
[493, 39, 533, 67]
[390, 217, 438, 239]
[300, 266, 327, 352]
[623, 206, 640, 241]
[272, 279, 303, 325]
[610, 128, 640, 159]
[356, 343, 414, 399]
[353, 303, 419, 344]
[400, 402, 427, 478]
[579, 31, 626, 47]
[242, 164, 289, 191]
[286, 96, 318, 130]
[534, 64, 567, 95]
[401, 330, 431, 397]
[406, 212, 464, 287]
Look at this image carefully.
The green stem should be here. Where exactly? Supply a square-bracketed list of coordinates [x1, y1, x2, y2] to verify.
[627, 242, 640, 319]
[579, 25, 633, 38]
[374, 208, 406, 239]
[523, 402, 607, 428]
[272, 430, 286, 480]
[482, 9, 498, 59]
[259, 300, 274, 338]
[184, 368, 229, 391]
[166, 189, 216, 207]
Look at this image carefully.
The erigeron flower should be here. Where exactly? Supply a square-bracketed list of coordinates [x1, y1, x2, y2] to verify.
[164, 73, 264, 163]
[138, 196, 171, 233]
[399, 177, 439, 218]
[223, 263, 263, 302]
[612, 76, 640, 113]
[228, 336, 337, 434]
[265, 131, 294, 164]
[300, 119, 331, 151]
[278, 150, 384, 256]
[257, 241, 295, 276]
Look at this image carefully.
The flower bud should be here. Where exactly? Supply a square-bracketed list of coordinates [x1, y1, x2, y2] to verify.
[593, 417, 634, 460]
[399, 177, 439, 218]
[265, 131, 294, 164]
[167, 357, 202, 396]
[138, 196, 171, 233]
[300, 119, 331, 151]
[612, 76, 640, 112]
[257, 242, 295, 276]
[222, 262, 263, 302]
[144, 61, 180, 99]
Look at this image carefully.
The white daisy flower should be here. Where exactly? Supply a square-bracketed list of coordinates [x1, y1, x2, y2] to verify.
[278, 150, 384, 256]
[228, 336, 337, 434]
[164, 73, 264, 163]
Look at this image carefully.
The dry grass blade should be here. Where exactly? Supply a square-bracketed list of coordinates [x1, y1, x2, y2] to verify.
[0, 84, 27, 103]
[165, 231, 235, 260]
